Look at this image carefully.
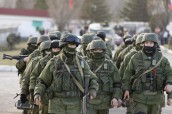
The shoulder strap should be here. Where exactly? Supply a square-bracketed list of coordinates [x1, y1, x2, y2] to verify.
[94, 61, 105, 73]
[60, 54, 84, 93]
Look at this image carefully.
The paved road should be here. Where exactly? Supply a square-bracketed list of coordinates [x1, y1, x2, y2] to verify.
[0, 48, 172, 114]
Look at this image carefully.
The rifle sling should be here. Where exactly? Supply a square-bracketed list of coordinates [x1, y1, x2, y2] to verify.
[94, 61, 104, 73]
[132, 56, 164, 87]
[60, 55, 84, 93]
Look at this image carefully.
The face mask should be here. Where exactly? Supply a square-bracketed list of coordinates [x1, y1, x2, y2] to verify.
[51, 51, 60, 56]
[63, 45, 76, 57]
[91, 51, 105, 59]
[143, 45, 156, 56]
[27, 45, 37, 52]
[42, 50, 51, 57]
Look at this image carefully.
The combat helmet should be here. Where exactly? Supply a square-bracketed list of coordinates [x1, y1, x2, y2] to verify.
[123, 33, 132, 41]
[97, 31, 106, 41]
[48, 31, 61, 40]
[27, 36, 37, 45]
[39, 41, 51, 52]
[81, 34, 94, 44]
[142, 33, 158, 43]
[59, 33, 80, 47]
[136, 34, 144, 45]
[90, 39, 106, 50]
[50, 40, 60, 48]
[48, 33, 58, 41]
[37, 35, 50, 45]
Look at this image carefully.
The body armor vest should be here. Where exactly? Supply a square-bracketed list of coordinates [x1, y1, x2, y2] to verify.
[131, 51, 165, 93]
[51, 56, 84, 97]
[88, 59, 113, 94]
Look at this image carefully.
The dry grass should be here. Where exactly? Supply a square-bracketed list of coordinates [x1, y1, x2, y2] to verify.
[0, 42, 27, 65]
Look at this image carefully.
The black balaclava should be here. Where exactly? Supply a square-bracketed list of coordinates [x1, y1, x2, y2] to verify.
[143, 44, 156, 56]
[63, 44, 76, 58]
[91, 50, 105, 59]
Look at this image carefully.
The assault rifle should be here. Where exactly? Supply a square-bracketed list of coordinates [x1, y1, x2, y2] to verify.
[82, 75, 90, 114]
[3, 54, 28, 60]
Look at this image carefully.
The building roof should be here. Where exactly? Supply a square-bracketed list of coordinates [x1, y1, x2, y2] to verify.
[0, 8, 49, 17]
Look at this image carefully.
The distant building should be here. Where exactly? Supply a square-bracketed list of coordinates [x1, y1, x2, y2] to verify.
[0, 8, 53, 45]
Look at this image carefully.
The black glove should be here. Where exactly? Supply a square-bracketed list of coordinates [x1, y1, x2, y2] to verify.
[20, 94, 26, 103]
[29, 89, 34, 102]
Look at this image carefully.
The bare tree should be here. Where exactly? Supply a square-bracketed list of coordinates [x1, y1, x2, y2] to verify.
[46, 0, 84, 31]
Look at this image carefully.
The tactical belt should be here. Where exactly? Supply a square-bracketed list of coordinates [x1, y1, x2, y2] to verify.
[54, 92, 82, 98]
[142, 90, 163, 96]
[97, 91, 110, 95]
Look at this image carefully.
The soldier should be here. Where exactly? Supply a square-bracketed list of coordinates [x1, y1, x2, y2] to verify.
[34, 33, 99, 114]
[119, 34, 144, 114]
[113, 34, 132, 62]
[20, 41, 51, 114]
[115, 37, 133, 69]
[16, 36, 37, 85]
[97, 31, 112, 58]
[27, 35, 50, 64]
[29, 40, 61, 114]
[77, 33, 94, 57]
[6, 33, 16, 50]
[122, 33, 172, 114]
[119, 34, 144, 78]
[86, 39, 122, 114]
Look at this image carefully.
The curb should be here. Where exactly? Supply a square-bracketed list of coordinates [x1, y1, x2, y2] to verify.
[0, 65, 17, 72]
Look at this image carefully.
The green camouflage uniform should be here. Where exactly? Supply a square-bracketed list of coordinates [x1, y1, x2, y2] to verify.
[34, 33, 99, 114]
[119, 34, 144, 78]
[122, 33, 172, 114]
[116, 44, 133, 69]
[87, 40, 122, 114]
[21, 41, 51, 114]
[16, 37, 37, 85]
[30, 40, 61, 114]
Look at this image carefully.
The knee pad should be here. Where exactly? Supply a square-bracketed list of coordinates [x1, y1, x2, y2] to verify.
[136, 112, 146, 114]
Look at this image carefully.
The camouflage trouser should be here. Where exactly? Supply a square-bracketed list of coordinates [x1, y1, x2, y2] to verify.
[87, 108, 109, 114]
[132, 101, 161, 114]
[31, 106, 39, 114]
[39, 104, 48, 114]
[125, 99, 134, 114]
[48, 97, 81, 114]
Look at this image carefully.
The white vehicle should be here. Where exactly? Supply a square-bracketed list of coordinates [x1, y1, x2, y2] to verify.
[88, 23, 122, 49]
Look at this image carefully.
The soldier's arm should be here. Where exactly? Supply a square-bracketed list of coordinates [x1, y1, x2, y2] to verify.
[29, 61, 42, 90]
[111, 62, 122, 99]
[116, 52, 123, 69]
[122, 58, 135, 92]
[34, 59, 54, 95]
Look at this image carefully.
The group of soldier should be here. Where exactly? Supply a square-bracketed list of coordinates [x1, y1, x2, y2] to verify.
[15, 29, 172, 114]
